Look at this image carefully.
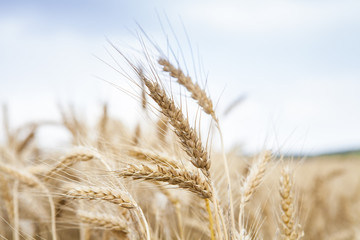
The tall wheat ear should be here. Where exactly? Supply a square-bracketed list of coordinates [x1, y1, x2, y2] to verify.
[238, 151, 272, 236]
[134, 68, 223, 239]
[158, 57, 234, 237]
[277, 166, 304, 240]
[137, 73, 211, 176]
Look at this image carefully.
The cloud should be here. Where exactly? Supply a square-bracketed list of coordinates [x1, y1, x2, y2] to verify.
[1, 1, 359, 154]
[184, 0, 360, 35]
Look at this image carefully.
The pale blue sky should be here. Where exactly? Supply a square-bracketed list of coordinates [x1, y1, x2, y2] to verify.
[1, 0, 360, 154]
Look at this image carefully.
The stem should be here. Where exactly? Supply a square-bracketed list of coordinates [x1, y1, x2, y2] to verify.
[211, 186, 224, 240]
[239, 203, 245, 234]
[216, 121, 235, 238]
[217, 199, 228, 240]
[174, 202, 184, 240]
[38, 183, 57, 240]
[205, 198, 215, 240]
[137, 206, 151, 240]
[13, 181, 19, 240]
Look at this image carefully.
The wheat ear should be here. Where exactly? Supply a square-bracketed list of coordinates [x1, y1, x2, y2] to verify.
[0, 163, 39, 187]
[278, 167, 303, 240]
[66, 186, 136, 209]
[158, 58, 216, 120]
[44, 150, 94, 181]
[118, 164, 212, 199]
[127, 146, 180, 169]
[239, 151, 272, 232]
[16, 124, 37, 154]
[138, 74, 211, 177]
[138, 67, 221, 238]
[77, 211, 128, 233]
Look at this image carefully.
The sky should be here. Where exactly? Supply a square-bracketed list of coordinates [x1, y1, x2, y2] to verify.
[1, 0, 360, 155]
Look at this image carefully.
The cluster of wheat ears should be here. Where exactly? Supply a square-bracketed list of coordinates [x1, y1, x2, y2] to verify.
[2, 33, 358, 240]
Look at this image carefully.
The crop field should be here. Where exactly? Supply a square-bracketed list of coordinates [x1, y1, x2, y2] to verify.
[1, 34, 359, 240]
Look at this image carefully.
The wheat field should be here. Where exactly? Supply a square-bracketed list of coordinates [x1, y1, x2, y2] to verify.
[1, 34, 360, 240]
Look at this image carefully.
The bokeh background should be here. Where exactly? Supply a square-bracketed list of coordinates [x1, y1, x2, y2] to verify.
[1, 0, 360, 155]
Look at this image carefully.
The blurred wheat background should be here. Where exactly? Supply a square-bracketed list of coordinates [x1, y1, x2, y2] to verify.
[1, 0, 360, 239]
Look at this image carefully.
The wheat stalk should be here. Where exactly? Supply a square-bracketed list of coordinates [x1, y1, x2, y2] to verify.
[138, 67, 148, 111]
[132, 123, 141, 146]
